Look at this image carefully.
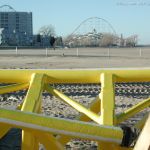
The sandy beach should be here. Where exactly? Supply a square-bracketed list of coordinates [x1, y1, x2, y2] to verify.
[0, 47, 150, 69]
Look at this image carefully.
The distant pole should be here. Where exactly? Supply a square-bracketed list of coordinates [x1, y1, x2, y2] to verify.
[77, 48, 79, 56]
[15, 46, 18, 56]
[108, 48, 110, 58]
[46, 48, 48, 57]
[139, 48, 142, 57]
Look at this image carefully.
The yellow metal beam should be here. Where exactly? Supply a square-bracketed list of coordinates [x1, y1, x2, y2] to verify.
[134, 113, 150, 150]
[0, 69, 150, 83]
[0, 69, 149, 149]
[58, 94, 101, 145]
[0, 83, 28, 94]
[0, 108, 123, 144]
[100, 73, 115, 125]
[16, 102, 23, 110]
[33, 131, 64, 150]
[21, 73, 45, 112]
[134, 113, 149, 130]
[0, 124, 11, 138]
[79, 95, 101, 121]
[116, 97, 150, 124]
[45, 84, 101, 124]
[21, 73, 45, 150]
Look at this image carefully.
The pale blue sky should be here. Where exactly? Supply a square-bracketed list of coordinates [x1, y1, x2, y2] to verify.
[0, 0, 150, 44]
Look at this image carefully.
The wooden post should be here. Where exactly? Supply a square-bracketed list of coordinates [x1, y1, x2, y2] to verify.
[16, 46, 18, 56]
[46, 48, 48, 57]
[108, 48, 110, 58]
[77, 48, 79, 56]
[139, 48, 142, 57]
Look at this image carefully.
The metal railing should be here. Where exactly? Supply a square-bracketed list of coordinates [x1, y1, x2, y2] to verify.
[0, 47, 149, 58]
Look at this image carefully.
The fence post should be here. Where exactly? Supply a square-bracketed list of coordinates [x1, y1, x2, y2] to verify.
[108, 48, 110, 58]
[46, 48, 48, 57]
[15, 47, 18, 56]
[77, 48, 79, 56]
[139, 48, 142, 57]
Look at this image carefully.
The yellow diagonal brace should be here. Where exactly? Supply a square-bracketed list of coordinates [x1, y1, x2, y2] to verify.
[100, 73, 115, 125]
[45, 83, 101, 146]
[0, 108, 123, 144]
[116, 97, 150, 124]
[57, 95, 101, 146]
[58, 95, 101, 145]
[16, 102, 23, 110]
[21, 73, 45, 150]
[0, 83, 28, 94]
[45, 84, 101, 124]
[79, 94, 101, 121]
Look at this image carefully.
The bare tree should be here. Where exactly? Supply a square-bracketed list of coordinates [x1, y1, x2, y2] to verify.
[38, 25, 55, 37]
[125, 35, 138, 47]
[64, 33, 118, 47]
[37, 25, 55, 47]
[100, 33, 117, 47]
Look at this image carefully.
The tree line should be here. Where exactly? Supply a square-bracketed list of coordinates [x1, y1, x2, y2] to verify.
[64, 33, 138, 47]
[0, 23, 138, 47]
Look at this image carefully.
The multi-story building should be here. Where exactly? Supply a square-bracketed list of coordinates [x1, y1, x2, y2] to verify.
[0, 5, 33, 46]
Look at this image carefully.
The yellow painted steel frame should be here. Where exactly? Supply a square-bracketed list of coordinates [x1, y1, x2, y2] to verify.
[0, 69, 150, 150]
